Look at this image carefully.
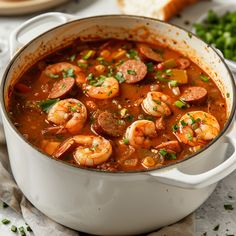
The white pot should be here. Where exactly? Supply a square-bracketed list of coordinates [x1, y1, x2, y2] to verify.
[1, 13, 236, 235]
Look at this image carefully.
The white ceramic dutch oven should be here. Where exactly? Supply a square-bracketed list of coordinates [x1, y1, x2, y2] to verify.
[1, 13, 236, 235]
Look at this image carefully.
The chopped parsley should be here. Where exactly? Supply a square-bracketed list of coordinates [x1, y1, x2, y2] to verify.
[107, 90, 113, 96]
[172, 124, 179, 132]
[180, 120, 187, 126]
[2, 218, 10, 224]
[11, 225, 17, 233]
[227, 92, 230, 98]
[188, 32, 193, 38]
[126, 49, 139, 59]
[224, 204, 234, 210]
[68, 54, 76, 62]
[127, 69, 137, 75]
[77, 61, 88, 69]
[159, 149, 176, 160]
[153, 106, 158, 111]
[187, 132, 193, 141]
[200, 74, 210, 82]
[2, 202, 8, 208]
[83, 50, 95, 60]
[49, 73, 60, 79]
[169, 80, 178, 87]
[115, 72, 126, 83]
[126, 114, 134, 122]
[62, 68, 76, 78]
[153, 99, 161, 105]
[174, 100, 187, 109]
[213, 224, 220, 231]
[39, 99, 59, 113]
[123, 138, 129, 145]
[146, 62, 154, 72]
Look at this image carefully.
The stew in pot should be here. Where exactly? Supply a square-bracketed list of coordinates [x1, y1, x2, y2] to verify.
[8, 39, 227, 171]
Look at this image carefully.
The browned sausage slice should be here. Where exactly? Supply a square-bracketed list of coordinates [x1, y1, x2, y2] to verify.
[156, 141, 181, 153]
[138, 44, 163, 62]
[93, 111, 125, 137]
[48, 77, 75, 99]
[181, 86, 207, 104]
[117, 59, 147, 84]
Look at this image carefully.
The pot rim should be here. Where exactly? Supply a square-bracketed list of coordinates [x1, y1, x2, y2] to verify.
[1, 14, 236, 175]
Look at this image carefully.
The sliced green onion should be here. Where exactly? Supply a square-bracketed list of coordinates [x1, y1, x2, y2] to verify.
[159, 149, 167, 157]
[83, 50, 94, 60]
[174, 100, 186, 109]
[18, 226, 26, 236]
[115, 72, 126, 83]
[49, 73, 60, 79]
[123, 138, 129, 145]
[172, 124, 179, 132]
[200, 74, 210, 82]
[2, 202, 8, 208]
[127, 69, 136, 75]
[2, 218, 10, 224]
[169, 80, 178, 87]
[11, 225, 17, 233]
[180, 120, 187, 126]
[26, 225, 32, 232]
[146, 62, 154, 72]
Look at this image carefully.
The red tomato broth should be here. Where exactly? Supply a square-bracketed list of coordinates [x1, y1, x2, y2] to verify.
[8, 39, 227, 171]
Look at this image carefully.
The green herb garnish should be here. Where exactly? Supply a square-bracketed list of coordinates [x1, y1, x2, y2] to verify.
[11, 225, 17, 233]
[200, 74, 210, 82]
[83, 50, 94, 60]
[224, 204, 234, 210]
[2, 218, 10, 224]
[123, 138, 129, 145]
[127, 69, 137, 75]
[126, 49, 139, 59]
[115, 72, 126, 83]
[146, 62, 154, 72]
[68, 54, 76, 62]
[174, 100, 187, 109]
[172, 124, 179, 132]
[213, 224, 220, 231]
[18, 226, 26, 236]
[39, 99, 59, 113]
[49, 73, 60, 79]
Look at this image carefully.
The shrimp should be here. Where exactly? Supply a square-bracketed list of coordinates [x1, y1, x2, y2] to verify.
[86, 77, 119, 99]
[47, 98, 87, 134]
[125, 120, 157, 148]
[175, 111, 220, 146]
[142, 91, 172, 117]
[44, 62, 86, 84]
[53, 135, 112, 167]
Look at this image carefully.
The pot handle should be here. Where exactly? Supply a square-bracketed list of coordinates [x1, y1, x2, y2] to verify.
[9, 12, 74, 58]
[149, 135, 236, 189]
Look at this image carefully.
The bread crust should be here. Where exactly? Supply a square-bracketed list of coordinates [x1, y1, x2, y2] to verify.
[117, 0, 199, 21]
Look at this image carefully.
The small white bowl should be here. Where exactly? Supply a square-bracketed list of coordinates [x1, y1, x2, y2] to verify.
[192, 4, 236, 73]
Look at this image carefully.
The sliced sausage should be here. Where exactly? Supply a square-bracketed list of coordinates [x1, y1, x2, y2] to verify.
[156, 141, 181, 153]
[48, 77, 75, 99]
[117, 59, 147, 84]
[181, 86, 207, 105]
[137, 44, 163, 62]
[93, 111, 125, 137]
[177, 58, 190, 69]
[155, 117, 165, 131]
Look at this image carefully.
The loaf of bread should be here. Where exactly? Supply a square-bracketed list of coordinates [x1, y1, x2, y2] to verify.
[117, 0, 199, 21]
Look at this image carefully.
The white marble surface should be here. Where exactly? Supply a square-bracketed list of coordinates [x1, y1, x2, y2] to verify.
[0, 0, 236, 235]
